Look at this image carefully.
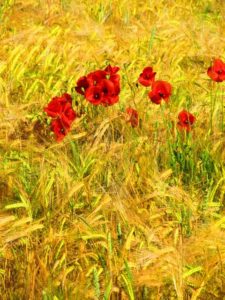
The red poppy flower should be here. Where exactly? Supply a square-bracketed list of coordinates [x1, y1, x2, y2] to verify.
[87, 70, 107, 86]
[104, 64, 120, 95]
[104, 64, 120, 75]
[126, 107, 139, 127]
[109, 73, 120, 95]
[148, 80, 172, 104]
[177, 110, 195, 132]
[62, 93, 72, 103]
[100, 79, 119, 106]
[44, 93, 72, 117]
[51, 106, 76, 142]
[75, 76, 89, 95]
[102, 94, 119, 106]
[85, 80, 119, 106]
[60, 102, 77, 127]
[207, 59, 225, 82]
[85, 85, 104, 105]
[51, 118, 70, 142]
[44, 93, 76, 142]
[138, 67, 156, 87]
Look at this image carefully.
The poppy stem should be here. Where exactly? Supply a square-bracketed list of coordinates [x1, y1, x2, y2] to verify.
[210, 81, 218, 135]
[210, 81, 213, 134]
[160, 103, 173, 157]
[221, 86, 224, 132]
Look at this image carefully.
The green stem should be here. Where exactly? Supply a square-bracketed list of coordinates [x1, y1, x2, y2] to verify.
[221, 86, 224, 132]
[210, 81, 213, 134]
[160, 103, 173, 159]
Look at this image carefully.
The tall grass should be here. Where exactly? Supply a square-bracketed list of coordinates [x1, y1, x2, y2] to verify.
[0, 0, 225, 299]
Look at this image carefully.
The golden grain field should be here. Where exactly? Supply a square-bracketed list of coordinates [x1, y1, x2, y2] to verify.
[1, 0, 225, 299]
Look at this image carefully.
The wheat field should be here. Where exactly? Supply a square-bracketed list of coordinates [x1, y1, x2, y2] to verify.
[1, 0, 225, 299]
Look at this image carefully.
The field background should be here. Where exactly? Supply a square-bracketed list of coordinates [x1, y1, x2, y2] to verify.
[1, 0, 225, 299]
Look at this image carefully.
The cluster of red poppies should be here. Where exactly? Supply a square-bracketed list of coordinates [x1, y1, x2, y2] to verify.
[174, 58, 225, 131]
[136, 66, 196, 131]
[44, 93, 76, 142]
[43, 58, 225, 142]
[138, 66, 172, 105]
[43, 65, 120, 141]
[175, 58, 225, 132]
[75, 65, 120, 106]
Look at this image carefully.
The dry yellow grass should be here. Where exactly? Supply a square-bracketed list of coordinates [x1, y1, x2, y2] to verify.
[1, 0, 225, 299]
